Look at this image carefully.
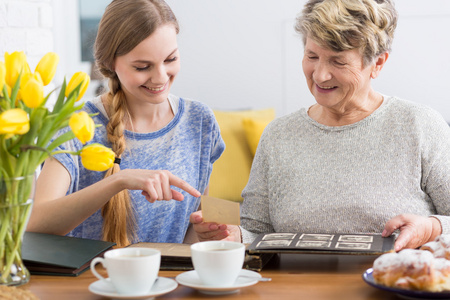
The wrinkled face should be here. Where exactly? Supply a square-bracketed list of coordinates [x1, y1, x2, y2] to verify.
[114, 24, 180, 106]
[302, 37, 375, 111]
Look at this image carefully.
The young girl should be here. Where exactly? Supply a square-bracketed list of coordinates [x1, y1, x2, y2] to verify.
[27, 0, 225, 247]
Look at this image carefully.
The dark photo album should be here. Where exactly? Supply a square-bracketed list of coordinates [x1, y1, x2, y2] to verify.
[247, 233, 396, 255]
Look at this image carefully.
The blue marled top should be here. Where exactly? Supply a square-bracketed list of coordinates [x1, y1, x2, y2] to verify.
[54, 95, 225, 243]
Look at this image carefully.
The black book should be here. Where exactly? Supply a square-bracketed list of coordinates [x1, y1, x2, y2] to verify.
[22, 232, 115, 276]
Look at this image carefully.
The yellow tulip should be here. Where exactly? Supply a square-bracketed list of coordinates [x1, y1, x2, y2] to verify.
[0, 108, 30, 135]
[0, 61, 5, 93]
[35, 52, 59, 86]
[4, 51, 27, 88]
[20, 72, 43, 90]
[18, 72, 43, 103]
[21, 77, 44, 108]
[69, 111, 95, 144]
[80, 143, 115, 171]
[65, 71, 90, 102]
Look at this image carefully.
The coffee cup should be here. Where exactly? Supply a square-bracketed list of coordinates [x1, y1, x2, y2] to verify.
[190, 241, 245, 287]
[90, 247, 161, 295]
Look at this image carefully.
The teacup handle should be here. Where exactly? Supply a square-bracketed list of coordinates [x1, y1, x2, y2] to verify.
[90, 257, 110, 284]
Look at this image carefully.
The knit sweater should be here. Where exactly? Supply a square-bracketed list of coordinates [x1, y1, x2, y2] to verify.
[241, 96, 450, 243]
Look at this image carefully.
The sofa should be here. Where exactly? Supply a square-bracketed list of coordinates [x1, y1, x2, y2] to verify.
[208, 108, 276, 202]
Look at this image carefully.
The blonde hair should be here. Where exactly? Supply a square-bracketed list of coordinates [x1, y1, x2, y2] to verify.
[295, 0, 397, 66]
[93, 0, 179, 247]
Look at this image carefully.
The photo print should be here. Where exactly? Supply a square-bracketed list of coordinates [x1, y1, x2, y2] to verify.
[262, 233, 296, 241]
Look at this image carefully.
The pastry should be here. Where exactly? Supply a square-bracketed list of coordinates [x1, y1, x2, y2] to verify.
[372, 248, 450, 292]
[421, 234, 450, 260]
[0, 285, 39, 300]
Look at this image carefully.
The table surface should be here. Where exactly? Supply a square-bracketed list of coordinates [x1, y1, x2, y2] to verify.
[18, 253, 401, 300]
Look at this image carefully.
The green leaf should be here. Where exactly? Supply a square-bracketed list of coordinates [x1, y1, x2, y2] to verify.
[40, 87, 56, 108]
[35, 114, 57, 148]
[9, 72, 22, 107]
[1, 85, 11, 110]
[21, 107, 47, 146]
[53, 93, 84, 125]
[0, 138, 15, 177]
[46, 130, 76, 153]
[52, 78, 67, 113]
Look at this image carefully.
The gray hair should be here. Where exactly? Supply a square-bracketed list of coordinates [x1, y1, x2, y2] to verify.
[295, 0, 398, 66]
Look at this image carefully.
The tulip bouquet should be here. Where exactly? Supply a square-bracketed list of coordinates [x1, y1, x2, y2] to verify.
[0, 51, 115, 285]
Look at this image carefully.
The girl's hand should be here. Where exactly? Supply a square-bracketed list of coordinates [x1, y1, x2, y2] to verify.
[117, 169, 201, 203]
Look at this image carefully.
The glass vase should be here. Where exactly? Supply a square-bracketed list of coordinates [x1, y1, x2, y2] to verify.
[0, 174, 35, 286]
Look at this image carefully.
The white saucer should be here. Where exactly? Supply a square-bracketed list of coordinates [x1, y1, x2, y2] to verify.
[88, 277, 177, 299]
[175, 269, 261, 295]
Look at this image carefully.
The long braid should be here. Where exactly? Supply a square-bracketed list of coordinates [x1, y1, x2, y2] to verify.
[101, 77, 136, 247]
[93, 0, 180, 247]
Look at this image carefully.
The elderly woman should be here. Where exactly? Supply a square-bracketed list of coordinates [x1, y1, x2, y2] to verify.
[191, 0, 450, 251]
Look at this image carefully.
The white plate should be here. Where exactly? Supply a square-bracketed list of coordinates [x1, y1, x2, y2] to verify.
[88, 277, 177, 299]
[175, 269, 261, 295]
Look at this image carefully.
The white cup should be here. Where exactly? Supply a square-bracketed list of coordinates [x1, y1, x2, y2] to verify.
[90, 248, 161, 296]
[190, 241, 245, 287]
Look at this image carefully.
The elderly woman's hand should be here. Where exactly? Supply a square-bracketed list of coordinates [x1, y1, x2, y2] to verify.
[382, 214, 442, 251]
[189, 210, 242, 242]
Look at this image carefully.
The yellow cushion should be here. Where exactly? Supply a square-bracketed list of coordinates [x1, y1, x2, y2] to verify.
[242, 116, 273, 156]
[209, 108, 275, 201]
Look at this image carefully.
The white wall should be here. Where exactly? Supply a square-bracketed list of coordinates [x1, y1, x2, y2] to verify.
[167, 0, 307, 114]
[372, 2, 450, 122]
[9, 0, 449, 121]
[0, 0, 54, 72]
[166, 0, 450, 121]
